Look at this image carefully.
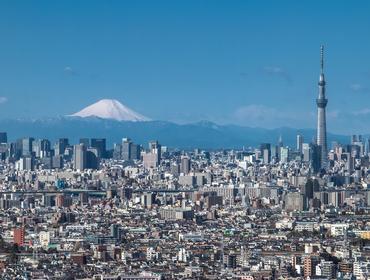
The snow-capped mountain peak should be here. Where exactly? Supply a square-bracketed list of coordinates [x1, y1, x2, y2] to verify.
[70, 99, 150, 122]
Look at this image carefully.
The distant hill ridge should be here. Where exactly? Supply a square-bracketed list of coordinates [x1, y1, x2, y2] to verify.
[0, 117, 350, 149]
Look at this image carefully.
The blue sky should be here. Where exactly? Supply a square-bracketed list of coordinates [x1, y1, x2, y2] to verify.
[0, 0, 369, 134]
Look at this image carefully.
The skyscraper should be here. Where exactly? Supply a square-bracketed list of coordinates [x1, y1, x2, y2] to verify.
[21, 137, 34, 157]
[73, 143, 86, 171]
[86, 147, 99, 169]
[296, 135, 303, 154]
[55, 138, 69, 156]
[79, 138, 90, 147]
[122, 138, 132, 160]
[180, 156, 191, 174]
[91, 138, 106, 158]
[143, 141, 161, 169]
[0, 132, 7, 144]
[316, 45, 328, 169]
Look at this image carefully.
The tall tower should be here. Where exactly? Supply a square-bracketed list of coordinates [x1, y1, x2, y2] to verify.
[316, 45, 328, 168]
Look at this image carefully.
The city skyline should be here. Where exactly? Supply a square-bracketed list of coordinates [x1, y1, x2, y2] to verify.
[0, 1, 370, 134]
[1, 2, 370, 279]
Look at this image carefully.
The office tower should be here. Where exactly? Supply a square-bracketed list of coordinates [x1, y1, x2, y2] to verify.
[0, 132, 7, 143]
[316, 45, 328, 169]
[16, 157, 34, 171]
[40, 157, 52, 169]
[143, 140, 161, 169]
[79, 138, 90, 147]
[260, 143, 271, 164]
[113, 143, 122, 160]
[55, 138, 69, 156]
[352, 135, 365, 157]
[10, 141, 21, 159]
[302, 178, 318, 209]
[276, 136, 284, 160]
[130, 143, 141, 160]
[33, 139, 51, 158]
[149, 140, 161, 161]
[73, 143, 86, 171]
[311, 143, 321, 173]
[25, 157, 34, 170]
[180, 156, 191, 174]
[270, 145, 278, 162]
[171, 163, 180, 176]
[143, 152, 160, 169]
[302, 143, 311, 162]
[14, 227, 25, 246]
[297, 135, 303, 154]
[122, 138, 132, 160]
[280, 147, 289, 163]
[86, 147, 99, 169]
[22, 137, 34, 157]
[52, 155, 63, 169]
[91, 138, 106, 158]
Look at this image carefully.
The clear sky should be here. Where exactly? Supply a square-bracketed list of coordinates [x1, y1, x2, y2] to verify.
[0, 0, 369, 134]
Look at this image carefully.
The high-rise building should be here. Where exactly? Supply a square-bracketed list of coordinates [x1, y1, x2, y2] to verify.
[73, 143, 86, 171]
[131, 143, 141, 160]
[14, 227, 25, 246]
[180, 156, 191, 174]
[122, 138, 132, 160]
[143, 141, 161, 169]
[302, 143, 311, 162]
[260, 143, 271, 164]
[280, 147, 289, 163]
[52, 155, 63, 169]
[22, 137, 34, 157]
[86, 147, 99, 169]
[297, 135, 303, 154]
[79, 138, 90, 147]
[33, 139, 51, 158]
[91, 138, 106, 158]
[121, 138, 141, 161]
[55, 138, 69, 156]
[0, 132, 7, 144]
[316, 45, 328, 169]
[113, 143, 122, 160]
[16, 157, 34, 171]
[311, 143, 322, 173]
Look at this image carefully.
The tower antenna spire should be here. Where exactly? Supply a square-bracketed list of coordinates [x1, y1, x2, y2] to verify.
[320, 45, 324, 74]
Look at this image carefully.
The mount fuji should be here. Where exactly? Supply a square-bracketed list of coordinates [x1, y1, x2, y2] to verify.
[70, 99, 150, 122]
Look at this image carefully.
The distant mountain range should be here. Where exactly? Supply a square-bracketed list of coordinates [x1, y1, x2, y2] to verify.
[0, 117, 350, 149]
[0, 99, 351, 149]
